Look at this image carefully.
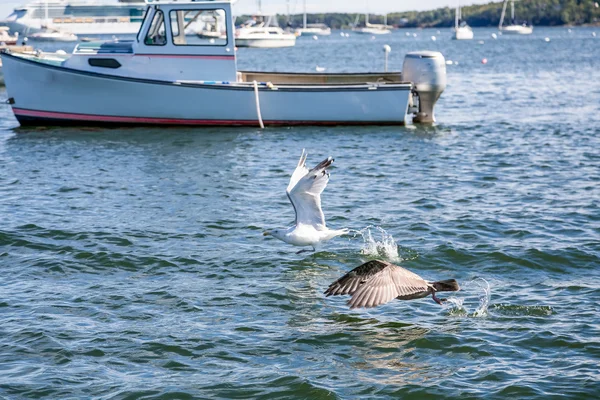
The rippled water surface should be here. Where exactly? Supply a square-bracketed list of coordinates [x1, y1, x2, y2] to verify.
[1, 27, 599, 399]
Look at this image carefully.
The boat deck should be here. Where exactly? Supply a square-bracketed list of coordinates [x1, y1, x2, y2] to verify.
[238, 71, 405, 85]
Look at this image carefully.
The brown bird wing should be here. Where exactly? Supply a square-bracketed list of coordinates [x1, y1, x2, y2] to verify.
[325, 260, 431, 309]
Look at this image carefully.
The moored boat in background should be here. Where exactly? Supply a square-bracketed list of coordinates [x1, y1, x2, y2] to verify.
[499, 0, 533, 34]
[0, 26, 19, 45]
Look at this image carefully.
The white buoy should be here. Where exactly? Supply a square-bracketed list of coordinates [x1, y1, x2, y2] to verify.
[446, 60, 453, 65]
[544, 37, 550, 42]
[412, 33, 417, 37]
[436, 30, 441, 34]
[383, 44, 391, 72]
[312, 35, 318, 40]
[315, 65, 326, 72]
[491, 33, 497, 39]
[405, 32, 410, 36]
[431, 35, 436, 41]
[568, 28, 572, 33]
[56, 49, 66, 55]
[593, 32, 597, 37]
[478, 40, 485, 44]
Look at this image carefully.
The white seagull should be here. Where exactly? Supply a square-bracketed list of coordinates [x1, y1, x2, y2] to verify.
[264, 149, 348, 253]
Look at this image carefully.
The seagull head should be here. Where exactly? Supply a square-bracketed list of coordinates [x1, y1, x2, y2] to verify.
[263, 229, 286, 241]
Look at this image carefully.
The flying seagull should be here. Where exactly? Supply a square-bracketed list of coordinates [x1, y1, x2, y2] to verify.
[325, 260, 460, 309]
[263, 149, 348, 253]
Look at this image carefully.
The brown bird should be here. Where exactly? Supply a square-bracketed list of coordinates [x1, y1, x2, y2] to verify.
[324, 259, 460, 309]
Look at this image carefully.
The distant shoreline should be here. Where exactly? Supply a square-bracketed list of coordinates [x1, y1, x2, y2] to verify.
[263, 0, 600, 29]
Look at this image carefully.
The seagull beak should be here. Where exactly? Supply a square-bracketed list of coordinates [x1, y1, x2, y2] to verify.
[263, 231, 270, 236]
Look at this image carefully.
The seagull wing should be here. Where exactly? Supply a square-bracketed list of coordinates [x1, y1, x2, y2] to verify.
[286, 152, 334, 230]
[324, 260, 431, 309]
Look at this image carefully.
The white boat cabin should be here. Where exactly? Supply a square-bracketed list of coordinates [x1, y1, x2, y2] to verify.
[63, 0, 238, 82]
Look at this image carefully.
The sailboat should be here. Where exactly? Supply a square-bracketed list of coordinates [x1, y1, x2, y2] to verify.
[29, 0, 78, 42]
[352, 13, 392, 35]
[499, 0, 533, 35]
[453, 0, 473, 40]
[295, 0, 331, 36]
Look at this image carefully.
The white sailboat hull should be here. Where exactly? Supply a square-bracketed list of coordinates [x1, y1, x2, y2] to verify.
[352, 27, 391, 35]
[296, 28, 331, 36]
[1, 53, 412, 126]
[453, 26, 474, 40]
[501, 25, 533, 34]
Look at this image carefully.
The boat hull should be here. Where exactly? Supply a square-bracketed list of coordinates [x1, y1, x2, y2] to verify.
[501, 25, 533, 35]
[2, 53, 412, 126]
[453, 27, 474, 40]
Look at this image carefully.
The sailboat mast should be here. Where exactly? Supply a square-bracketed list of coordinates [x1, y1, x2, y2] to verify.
[499, 0, 508, 29]
[511, 0, 515, 22]
[303, 0, 307, 29]
[455, 0, 459, 29]
[45, 0, 49, 25]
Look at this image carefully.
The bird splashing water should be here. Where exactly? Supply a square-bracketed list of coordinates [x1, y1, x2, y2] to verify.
[355, 226, 400, 261]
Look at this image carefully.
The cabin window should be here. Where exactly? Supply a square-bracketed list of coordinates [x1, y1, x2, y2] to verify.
[169, 9, 227, 46]
[144, 9, 166, 46]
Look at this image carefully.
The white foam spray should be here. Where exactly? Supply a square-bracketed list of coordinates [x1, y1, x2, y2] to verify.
[352, 226, 400, 262]
[444, 277, 491, 317]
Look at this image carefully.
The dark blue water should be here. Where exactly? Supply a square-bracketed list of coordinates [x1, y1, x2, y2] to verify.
[1, 27, 599, 399]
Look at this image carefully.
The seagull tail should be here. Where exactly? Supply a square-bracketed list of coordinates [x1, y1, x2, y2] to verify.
[432, 279, 460, 292]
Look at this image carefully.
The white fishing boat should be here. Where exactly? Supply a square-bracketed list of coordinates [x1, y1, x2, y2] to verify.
[0, 27, 19, 45]
[1, 0, 447, 126]
[453, 1, 473, 40]
[295, 0, 330, 36]
[2, 0, 147, 36]
[499, 0, 533, 35]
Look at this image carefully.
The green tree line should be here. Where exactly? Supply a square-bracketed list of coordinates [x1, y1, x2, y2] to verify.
[237, 1, 600, 29]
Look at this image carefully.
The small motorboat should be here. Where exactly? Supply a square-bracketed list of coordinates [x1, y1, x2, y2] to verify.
[1, 0, 447, 127]
[235, 14, 296, 48]
[0, 26, 19, 46]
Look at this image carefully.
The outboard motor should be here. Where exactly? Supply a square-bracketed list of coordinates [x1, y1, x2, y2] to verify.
[402, 51, 446, 123]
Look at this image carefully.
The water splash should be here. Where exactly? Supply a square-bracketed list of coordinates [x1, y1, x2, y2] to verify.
[353, 226, 399, 262]
[471, 277, 491, 317]
[445, 277, 491, 318]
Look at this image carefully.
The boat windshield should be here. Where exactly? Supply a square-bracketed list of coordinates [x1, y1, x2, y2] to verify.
[145, 9, 166, 45]
[136, 6, 151, 42]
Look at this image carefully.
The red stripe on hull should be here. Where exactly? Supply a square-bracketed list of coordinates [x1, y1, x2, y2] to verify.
[12, 108, 405, 127]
